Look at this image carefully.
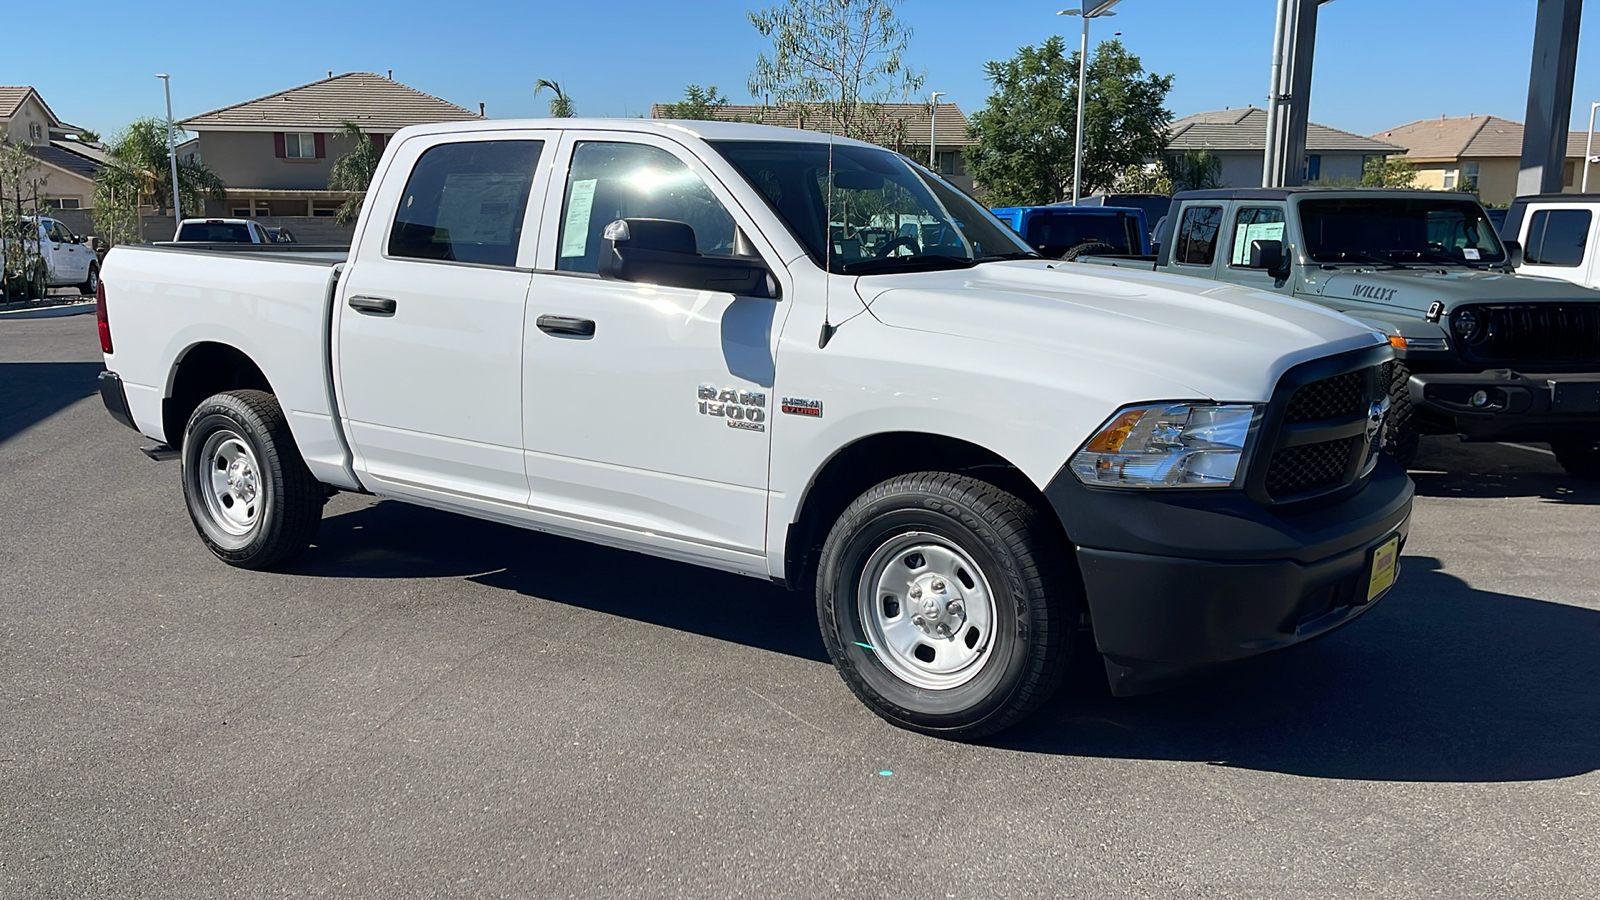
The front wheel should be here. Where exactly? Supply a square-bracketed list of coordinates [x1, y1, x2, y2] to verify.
[1552, 436, 1600, 480]
[1382, 361, 1419, 468]
[181, 390, 323, 569]
[816, 473, 1076, 739]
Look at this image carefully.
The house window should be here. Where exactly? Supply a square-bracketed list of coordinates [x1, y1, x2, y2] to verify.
[1462, 161, 1480, 190]
[284, 133, 317, 159]
[29, 122, 43, 141]
[935, 150, 958, 177]
[232, 208, 253, 217]
[44, 198, 82, 210]
[1442, 167, 1458, 190]
[1304, 154, 1321, 181]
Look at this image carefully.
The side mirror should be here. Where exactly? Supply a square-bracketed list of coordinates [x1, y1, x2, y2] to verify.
[599, 218, 778, 299]
[1247, 239, 1291, 279]
[1502, 239, 1524, 268]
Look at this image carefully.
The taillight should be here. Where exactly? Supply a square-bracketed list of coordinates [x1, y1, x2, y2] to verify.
[96, 279, 112, 354]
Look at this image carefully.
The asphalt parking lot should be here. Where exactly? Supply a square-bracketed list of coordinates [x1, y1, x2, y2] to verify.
[3, 314, 1598, 899]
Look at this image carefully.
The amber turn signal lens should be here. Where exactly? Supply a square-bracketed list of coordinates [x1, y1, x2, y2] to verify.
[1084, 408, 1144, 453]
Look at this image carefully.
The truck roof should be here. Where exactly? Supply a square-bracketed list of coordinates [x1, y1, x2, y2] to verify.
[1173, 187, 1482, 201]
[392, 118, 889, 150]
[1505, 193, 1600, 205]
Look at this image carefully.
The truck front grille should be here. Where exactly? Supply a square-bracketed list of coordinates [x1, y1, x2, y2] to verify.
[1257, 356, 1390, 504]
[1456, 303, 1600, 366]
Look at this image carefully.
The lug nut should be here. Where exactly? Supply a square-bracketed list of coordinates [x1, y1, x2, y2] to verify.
[946, 600, 963, 615]
[909, 587, 922, 600]
[931, 579, 946, 592]
[912, 615, 926, 628]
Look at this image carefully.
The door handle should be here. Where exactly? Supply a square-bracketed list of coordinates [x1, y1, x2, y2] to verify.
[536, 315, 596, 337]
[348, 295, 397, 315]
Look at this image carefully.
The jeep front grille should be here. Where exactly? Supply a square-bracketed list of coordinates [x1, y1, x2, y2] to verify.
[1455, 303, 1600, 367]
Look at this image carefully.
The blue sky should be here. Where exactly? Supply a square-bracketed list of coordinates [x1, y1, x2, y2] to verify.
[4, 0, 1595, 141]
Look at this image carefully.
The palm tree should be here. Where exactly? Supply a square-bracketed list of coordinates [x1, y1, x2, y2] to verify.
[93, 118, 226, 240]
[327, 121, 383, 224]
[534, 79, 575, 118]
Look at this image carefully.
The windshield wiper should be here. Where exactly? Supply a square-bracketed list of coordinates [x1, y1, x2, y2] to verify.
[973, 252, 1042, 264]
[839, 255, 978, 276]
[1320, 250, 1411, 269]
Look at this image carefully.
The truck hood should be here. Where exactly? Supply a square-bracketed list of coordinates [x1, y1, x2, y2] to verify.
[859, 260, 1384, 402]
[1313, 267, 1600, 311]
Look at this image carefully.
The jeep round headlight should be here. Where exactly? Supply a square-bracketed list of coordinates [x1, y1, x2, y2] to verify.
[1070, 403, 1256, 488]
[1451, 308, 1482, 342]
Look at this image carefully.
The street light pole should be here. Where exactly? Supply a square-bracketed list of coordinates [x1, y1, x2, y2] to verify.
[156, 74, 182, 232]
[1584, 101, 1600, 193]
[1059, 1, 1123, 205]
[929, 91, 944, 170]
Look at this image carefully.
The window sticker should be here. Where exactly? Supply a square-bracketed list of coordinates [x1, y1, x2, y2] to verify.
[1231, 220, 1285, 266]
[1463, 247, 1480, 260]
[560, 178, 598, 258]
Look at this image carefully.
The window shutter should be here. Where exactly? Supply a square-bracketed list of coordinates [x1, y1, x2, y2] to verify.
[274, 132, 286, 158]
[314, 133, 326, 159]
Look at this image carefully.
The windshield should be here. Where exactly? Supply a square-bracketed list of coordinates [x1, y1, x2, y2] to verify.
[710, 140, 1037, 275]
[1299, 197, 1505, 264]
[1021, 212, 1138, 256]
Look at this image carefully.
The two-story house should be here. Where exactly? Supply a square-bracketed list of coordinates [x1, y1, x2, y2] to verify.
[178, 72, 482, 220]
[0, 86, 107, 212]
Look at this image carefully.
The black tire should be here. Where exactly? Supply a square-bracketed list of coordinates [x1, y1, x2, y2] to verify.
[815, 472, 1076, 739]
[1060, 241, 1120, 261]
[1552, 436, 1600, 480]
[79, 263, 99, 296]
[1382, 361, 1419, 468]
[181, 390, 323, 569]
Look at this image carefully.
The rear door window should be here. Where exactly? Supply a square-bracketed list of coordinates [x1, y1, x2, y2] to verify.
[1524, 208, 1591, 267]
[388, 139, 543, 267]
[1173, 205, 1223, 266]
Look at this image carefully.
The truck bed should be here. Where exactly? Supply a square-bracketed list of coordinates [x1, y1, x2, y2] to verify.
[99, 242, 355, 488]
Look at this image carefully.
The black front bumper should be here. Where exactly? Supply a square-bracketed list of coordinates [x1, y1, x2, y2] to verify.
[1409, 368, 1600, 442]
[1046, 456, 1414, 696]
[98, 370, 138, 432]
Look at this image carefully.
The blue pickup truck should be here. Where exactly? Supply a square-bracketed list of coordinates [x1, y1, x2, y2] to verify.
[990, 204, 1150, 259]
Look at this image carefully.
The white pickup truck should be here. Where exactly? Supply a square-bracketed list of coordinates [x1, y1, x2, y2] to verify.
[97, 119, 1413, 738]
[1502, 193, 1600, 289]
[3, 215, 100, 295]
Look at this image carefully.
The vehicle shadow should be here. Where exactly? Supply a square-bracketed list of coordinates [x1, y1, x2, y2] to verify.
[1407, 436, 1600, 504]
[0, 361, 102, 446]
[1006, 555, 1600, 782]
[293, 499, 826, 663]
[299, 502, 1600, 782]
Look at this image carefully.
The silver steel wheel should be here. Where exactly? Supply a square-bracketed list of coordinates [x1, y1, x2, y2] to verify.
[858, 532, 998, 690]
[198, 429, 264, 537]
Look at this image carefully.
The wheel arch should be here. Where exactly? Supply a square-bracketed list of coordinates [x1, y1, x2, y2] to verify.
[781, 431, 1067, 591]
[163, 341, 276, 448]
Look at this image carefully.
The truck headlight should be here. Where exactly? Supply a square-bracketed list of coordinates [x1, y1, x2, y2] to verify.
[1070, 403, 1257, 488]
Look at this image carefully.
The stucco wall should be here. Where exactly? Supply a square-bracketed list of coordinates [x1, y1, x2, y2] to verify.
[197, 130, 372, 190]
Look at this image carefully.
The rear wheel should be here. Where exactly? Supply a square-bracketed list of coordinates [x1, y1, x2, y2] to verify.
[815, 472, 1075, 739]
[79, 263, 99, 296]
[181, 390, 323, 569]
[1382, 361, 1419, 468]
[1552, 436, 1600, 480]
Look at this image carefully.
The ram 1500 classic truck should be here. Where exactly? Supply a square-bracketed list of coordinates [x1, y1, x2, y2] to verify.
[1075, 188, 1600, 477]
[97, 120, 1413, 739]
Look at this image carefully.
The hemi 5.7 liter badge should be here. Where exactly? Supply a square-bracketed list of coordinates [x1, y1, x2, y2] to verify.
[698, 385, 767, 432]
[781, 397, 823, 418]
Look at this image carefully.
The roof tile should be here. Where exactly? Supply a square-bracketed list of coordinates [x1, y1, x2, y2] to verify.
[1168, 107, 1405, 153]
[180, 72, 481, 130]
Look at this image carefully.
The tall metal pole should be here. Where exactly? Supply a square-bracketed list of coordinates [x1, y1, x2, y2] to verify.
[1584, 101, 1599, 193]
[156, 74, 181, 231]
[1073, 14, 1089, 205]
[929, 91, 944, 169]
